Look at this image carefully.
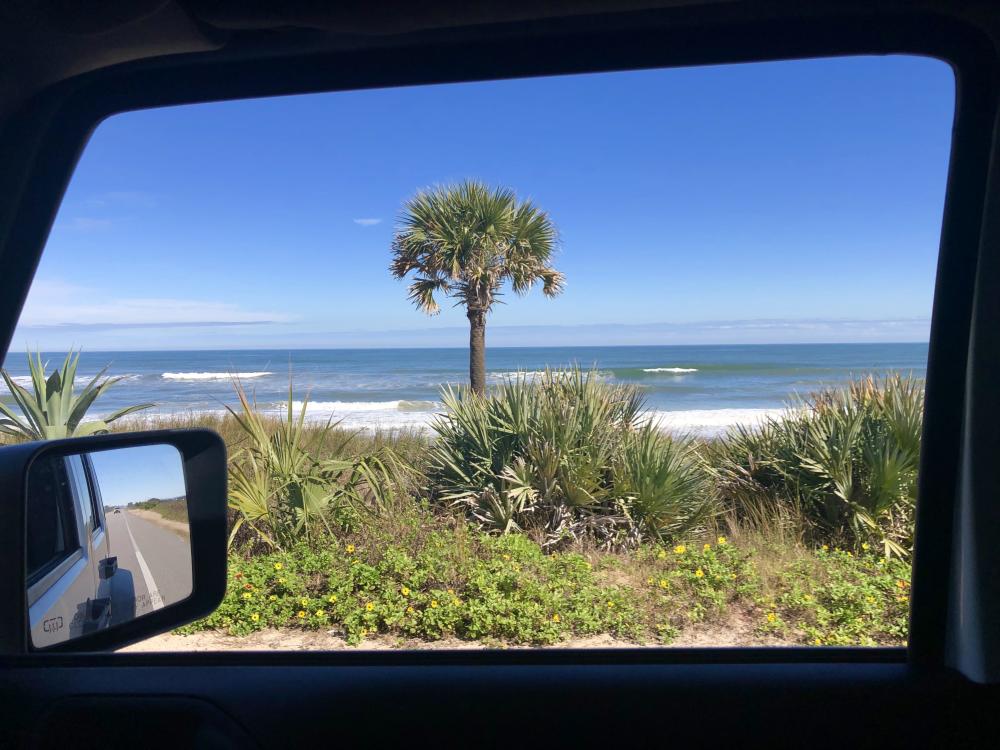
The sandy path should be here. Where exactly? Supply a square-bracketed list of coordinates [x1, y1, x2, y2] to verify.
[119, 610, 772, 652]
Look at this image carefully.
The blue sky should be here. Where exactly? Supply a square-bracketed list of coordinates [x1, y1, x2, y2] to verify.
[13, 55, 954, 350]
[89, 444, 186, 507]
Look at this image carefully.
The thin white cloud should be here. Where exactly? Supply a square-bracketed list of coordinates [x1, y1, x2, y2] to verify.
[68, 217, 114, 232]
[83, 190, 157, 209]
[353, 218, 382, 226]
[17, 279, 293, 329]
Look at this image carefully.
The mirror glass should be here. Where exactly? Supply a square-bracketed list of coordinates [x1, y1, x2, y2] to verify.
[25, 443, 192, 648]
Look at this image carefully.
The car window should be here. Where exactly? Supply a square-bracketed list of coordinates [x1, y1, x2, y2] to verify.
[4, 55, 952, 651]
[65, 456, 94, 536]
[25, 457, 79, 584]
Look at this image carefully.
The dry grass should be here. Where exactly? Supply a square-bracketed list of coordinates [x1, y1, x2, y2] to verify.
[112, 412, 431, 468]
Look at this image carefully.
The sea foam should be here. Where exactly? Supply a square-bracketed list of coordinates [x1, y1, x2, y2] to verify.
[162, 371, 272, 381]
[643, 367, 698, 373]
[649, 407, 788, 437]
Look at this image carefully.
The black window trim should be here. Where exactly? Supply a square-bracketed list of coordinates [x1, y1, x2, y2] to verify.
[0, 7, 994, 670]
[81, 455, 104, 537]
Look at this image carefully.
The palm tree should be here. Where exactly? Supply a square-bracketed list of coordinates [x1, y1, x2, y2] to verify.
[390, 181, 564, 395]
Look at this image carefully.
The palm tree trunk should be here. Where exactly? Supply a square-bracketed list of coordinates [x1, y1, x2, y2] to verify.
[467, 307, 487, 396]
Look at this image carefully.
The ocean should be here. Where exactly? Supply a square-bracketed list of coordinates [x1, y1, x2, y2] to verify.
[0, 343, 927, 437]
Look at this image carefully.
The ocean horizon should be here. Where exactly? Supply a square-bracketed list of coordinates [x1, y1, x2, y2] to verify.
[1, 342, 928, 437]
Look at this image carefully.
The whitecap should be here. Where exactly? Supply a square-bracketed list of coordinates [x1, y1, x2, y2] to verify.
[642, 367, 698, 373]
[161, 372, 272, 381]
[648, 407, 789, 438]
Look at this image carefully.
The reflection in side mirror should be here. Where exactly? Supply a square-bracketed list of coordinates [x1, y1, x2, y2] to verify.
[26, 443, 192, 649]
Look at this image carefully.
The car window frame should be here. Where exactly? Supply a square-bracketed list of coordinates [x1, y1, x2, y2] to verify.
[0, 7, 994, 670]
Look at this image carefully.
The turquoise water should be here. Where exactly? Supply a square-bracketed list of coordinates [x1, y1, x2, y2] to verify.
[1, 343, 927, 435]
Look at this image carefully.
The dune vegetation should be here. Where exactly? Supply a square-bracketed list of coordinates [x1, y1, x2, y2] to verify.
[126, 368, 919, 648]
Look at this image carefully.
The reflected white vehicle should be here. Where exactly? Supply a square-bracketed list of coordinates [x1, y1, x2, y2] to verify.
[26, 454, 119, 648]
[25, 444, 193, 649]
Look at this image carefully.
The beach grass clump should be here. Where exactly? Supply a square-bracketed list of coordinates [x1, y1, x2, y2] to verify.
[709, 373, 922, 558]
[427, 368, 714, 549]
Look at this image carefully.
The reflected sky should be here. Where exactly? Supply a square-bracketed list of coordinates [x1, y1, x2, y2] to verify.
[87, 444, 185, 506]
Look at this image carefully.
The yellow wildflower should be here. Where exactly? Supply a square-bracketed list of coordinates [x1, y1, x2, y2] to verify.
[897, 595, 909, 603]
[813, 637, 822, 646]
[300, 598, 309, 607]
[328, 595, 337, 603]
[703, 543, 711, 551]
[315, 610, 325, 617]
[657, 550, 667, 560]
[242, 592, 252, 600]
[866, 596, 876, 604]
[552, 614, 561, 623]
[896, 579, 908, 589]
[502, 554, 511, 561]
[674, 545, 686, 555]
[717, 536, 727, 545]
[251, 613, 260, 622]
[821, 545, 828, 552]
[431, 600, 438, 608]
[861, 543, 870, 551]
[447, 588, 455, 595]
[406, 606, 415, 614]
[365, 602, 375, 612]
[269, 595, 277, 601]
[297, 610, 306, 618]
[766, 612, 777, 623]
[346, 544, 355, 554]
[273, 562, 283, 571]
[803, 594, 812, 602]
[607, 601, 615, 608]
[647, 577, 654, 585]
[453, 598, 462, 606]
[659, 579, 668, 589]
[694, 569, 704, 578]
[401, 586, 411, 597]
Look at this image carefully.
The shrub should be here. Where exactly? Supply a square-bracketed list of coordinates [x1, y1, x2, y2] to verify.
[427, 368, 713, 549]
[226, 377, 412, 551]
[767, 546, 911, 645]
[184, 509, 644, 645]
[710, 374, 921, 557]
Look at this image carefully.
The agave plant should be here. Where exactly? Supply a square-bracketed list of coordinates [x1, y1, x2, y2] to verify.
[0, 350, 153, 440]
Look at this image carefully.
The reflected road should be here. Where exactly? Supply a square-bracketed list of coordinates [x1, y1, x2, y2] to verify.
[106, 510, 192, 622]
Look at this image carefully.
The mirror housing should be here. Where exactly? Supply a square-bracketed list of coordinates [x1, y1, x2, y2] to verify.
[0, 429, 227, 653]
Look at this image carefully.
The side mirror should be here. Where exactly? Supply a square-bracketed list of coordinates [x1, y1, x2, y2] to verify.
[0, 430, 226, 652]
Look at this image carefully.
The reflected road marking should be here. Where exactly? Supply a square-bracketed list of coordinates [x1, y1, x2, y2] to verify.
[122, 512, 163, 611]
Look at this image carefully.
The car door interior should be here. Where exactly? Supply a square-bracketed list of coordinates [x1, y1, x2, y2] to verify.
[1, 1, 999, 748]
